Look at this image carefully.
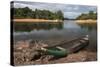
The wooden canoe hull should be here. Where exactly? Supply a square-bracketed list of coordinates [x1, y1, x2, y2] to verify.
[38, 35, 89, 57]
[69, 38, 89, 53]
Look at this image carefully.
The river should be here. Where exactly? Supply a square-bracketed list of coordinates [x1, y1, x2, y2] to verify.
[13, 20, 97, 52]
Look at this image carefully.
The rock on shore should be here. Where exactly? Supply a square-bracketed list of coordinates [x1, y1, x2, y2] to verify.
[13, 40, 97, 66]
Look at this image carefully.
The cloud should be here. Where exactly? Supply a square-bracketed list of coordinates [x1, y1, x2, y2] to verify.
[14, 3, 29, 8]
[64, 12, 82, 19]
[13, 1, 97, 19]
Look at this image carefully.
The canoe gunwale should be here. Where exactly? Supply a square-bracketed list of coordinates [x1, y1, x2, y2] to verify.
[45, 35, 89, 48]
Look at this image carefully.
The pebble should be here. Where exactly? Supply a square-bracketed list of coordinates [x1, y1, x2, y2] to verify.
[14, 40, 97, 65]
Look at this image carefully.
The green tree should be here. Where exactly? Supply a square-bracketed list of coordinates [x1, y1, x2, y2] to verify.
[13, 7, 64, 20]
[76, 11, 97, 20]
[56, 10, 64, 19]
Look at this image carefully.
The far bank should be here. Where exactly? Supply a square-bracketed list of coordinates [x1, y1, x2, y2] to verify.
[13, 19, 63, 23]
[75, 19, 97, 24]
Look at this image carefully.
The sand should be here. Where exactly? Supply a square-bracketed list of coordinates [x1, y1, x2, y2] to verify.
[13, 19, 63, 22]
[75, 20, 97, 24]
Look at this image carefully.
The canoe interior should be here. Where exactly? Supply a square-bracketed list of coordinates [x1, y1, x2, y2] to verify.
[45, 35, 89, 51]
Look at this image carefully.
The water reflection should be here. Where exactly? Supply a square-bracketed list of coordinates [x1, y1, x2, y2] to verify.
[77, 23, 97, 51]
[77, 23, 97, 31]
[14, 22, 63, 32]
[13, 21, 97, 51]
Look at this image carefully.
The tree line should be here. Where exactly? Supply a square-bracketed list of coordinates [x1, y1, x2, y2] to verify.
[76, 11, 97, 20]
[12, 7, 64, 20]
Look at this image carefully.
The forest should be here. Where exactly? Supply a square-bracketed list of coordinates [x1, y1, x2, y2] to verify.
[12, 7, 64, 20]
[76, 11, 97, 20]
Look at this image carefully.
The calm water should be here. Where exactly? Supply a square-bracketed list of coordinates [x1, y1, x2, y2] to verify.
[13, 20, 97, 51]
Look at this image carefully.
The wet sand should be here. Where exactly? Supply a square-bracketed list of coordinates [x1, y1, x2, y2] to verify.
[13, 40, 97, 66]
[75, 20, 97, 24]
[13, 19, 63, 22]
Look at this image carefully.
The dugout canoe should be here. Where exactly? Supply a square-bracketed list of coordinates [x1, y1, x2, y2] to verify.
[38, 35, 89, 57]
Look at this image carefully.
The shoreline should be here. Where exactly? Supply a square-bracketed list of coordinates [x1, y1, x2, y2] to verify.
[75, 19, 97, 24]
[13, 19, 63, 22]
[13, 40, 97, 65]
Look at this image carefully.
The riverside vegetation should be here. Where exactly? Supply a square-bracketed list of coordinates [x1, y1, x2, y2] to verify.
[12, 7, 64, 20]
[75, 11, 97, 23]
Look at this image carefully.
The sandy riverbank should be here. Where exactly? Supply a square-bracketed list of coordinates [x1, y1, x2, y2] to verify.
[13, 40, 97, 66]
[75, 20, 97, 24]
[13, 19, 63, 22]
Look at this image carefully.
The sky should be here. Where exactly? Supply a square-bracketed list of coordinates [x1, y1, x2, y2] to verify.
[13, 1, 97, 19]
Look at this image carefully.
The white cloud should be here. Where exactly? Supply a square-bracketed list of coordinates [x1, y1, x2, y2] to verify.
[73, 6, 79, 10]
[13, 1, 97, 19]
[64, 12, 82, 19]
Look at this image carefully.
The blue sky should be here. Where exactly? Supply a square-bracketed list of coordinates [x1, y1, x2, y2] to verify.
[13, 1, 97, 19]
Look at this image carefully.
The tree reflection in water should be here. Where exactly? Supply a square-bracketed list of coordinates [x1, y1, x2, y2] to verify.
[14, 22, 64, 32]
[77, 23, 97, 31]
